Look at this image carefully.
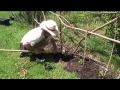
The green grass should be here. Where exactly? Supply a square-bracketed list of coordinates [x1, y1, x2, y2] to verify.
[86, 36, 120, 77]
[0, 11, 77, 79]
[0, 11, 120, 79]
[58, 11, 120, 78]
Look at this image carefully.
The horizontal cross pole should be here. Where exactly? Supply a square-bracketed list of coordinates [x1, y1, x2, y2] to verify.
[49, 11, 120, 44]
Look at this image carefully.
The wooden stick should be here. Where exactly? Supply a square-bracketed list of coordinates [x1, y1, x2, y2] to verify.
[0, 49, 59, 54]
[56, 12, 119, 45]
[74, 17, 119, 53]
[103, 14, 118, 77]
[76, 54, 108, 71]
[59, 16, 120, 44]
[49, 11, 120, 44]
[92, 17, 119, 32]
[59, 15, 119, 53]
[0, 49, 30, 52]
[83, 31, 88, 64]
[60, 15, 85, 37]
[42, 11, 46, 20]
[34, 18, 40, 25]
[59, 11, 63, 53]
[60, 15, 72, 26]
[89, 11, 120, 14]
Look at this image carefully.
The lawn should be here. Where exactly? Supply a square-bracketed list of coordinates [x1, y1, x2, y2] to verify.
[0, 11, 77, 79]
[0, 11, 120, 79]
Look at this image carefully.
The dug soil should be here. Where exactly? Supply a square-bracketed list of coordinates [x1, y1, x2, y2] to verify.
[32, 52, 111, 79]
[28, 42, 111, 79]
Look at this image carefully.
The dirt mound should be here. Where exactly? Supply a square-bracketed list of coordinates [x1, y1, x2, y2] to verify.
[64, 59, 100, 79]
[28, 41, 111, 79]
[31, 52, 111, 79]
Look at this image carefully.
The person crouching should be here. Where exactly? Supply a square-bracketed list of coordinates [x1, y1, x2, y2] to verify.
[20, 20, 60, 57]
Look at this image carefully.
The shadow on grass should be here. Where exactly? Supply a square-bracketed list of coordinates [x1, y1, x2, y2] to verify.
[27, 53, 75, 71]
[29, 53, 75, 63]
[19, 53, 74, 70]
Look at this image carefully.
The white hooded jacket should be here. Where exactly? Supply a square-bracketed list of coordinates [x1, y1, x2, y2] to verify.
[21, 26, 45, 46]
[20, 20, 59, 47]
